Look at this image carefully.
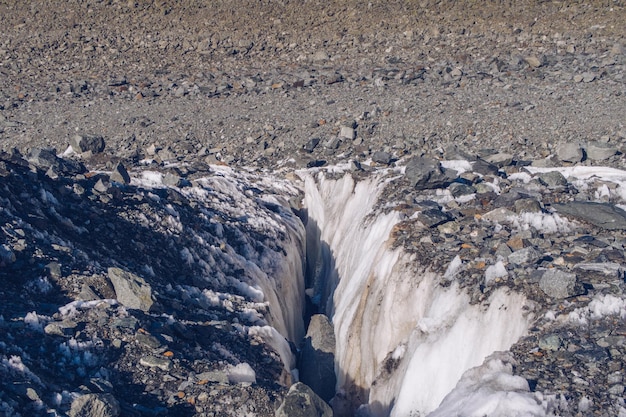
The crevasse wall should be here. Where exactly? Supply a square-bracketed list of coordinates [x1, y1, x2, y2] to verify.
[301, 171, 534, 417]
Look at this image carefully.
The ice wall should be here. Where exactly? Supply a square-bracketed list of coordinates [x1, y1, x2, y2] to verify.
[302, 171, 534, 417]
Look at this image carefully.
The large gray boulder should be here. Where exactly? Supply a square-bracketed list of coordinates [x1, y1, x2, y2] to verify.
[539, 269, 577, 299]
[71, 134, 106, 154]
[68, 393, 120, 417]
[404, 156, 449, 190]
[553, 202, 626, 230]
[107, 267, 154, 312]
[299, 314, 336, 402]
[276, 382, 333, 417]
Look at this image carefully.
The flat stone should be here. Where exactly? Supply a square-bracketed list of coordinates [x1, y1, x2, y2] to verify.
[585, 141, 617, 161]
[196, 370, 229, 384]
[508, 247, 541, 266]
[339, 126, 356, 140]
[537, 171, 568, 188]
[139, 355, 171, 371]
[135, 332, 162, 349]
[485, 152, 514, 167]
[418, 208, 452, 228]
[482, 207, 516, 223]
[553, 202, 626, 230]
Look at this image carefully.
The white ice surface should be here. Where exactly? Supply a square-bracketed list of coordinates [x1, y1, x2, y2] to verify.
[427, 352, 545, 417]
[302, 171, 534, 417]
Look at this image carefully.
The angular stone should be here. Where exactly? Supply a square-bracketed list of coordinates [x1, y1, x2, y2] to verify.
[163, 172, 182, 187]
[303, 138, 320, 153]
[139, 355, 171, 371]
[514, 198, 542, 213]
[553, 202, 626, 230]
[107, 267, 154, 312]
[574, 262, 625, 282]
[275, 382, 332, 417]
[585, 141, 617, 161]
[339, 126, 356, 140]
[71, 134, 106, 154]
[405, 157, 449, 190]
[371, 151, 393, 165]
[508, 247, 541, 266]
[69, 393, 120, 417]
[556, 143, 583, 163]
[525, 56, 542, 68]
[449, 182, 475, 197]
[538, 334, 562, 351]
[418, 208, 452, 228]
[324, 137, 342, 150]
[485, 152, 514, 167]
[110, 162, 130, 184]
[299, 314, 336, 403]
[196, 370, 229, 384]
[482, 207, 516, 223]
[537, 171, 568, 188]
[539, 269, 577, 299]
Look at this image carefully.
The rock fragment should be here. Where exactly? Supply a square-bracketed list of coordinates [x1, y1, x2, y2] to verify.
[71, 134, 106, 154]
[539, 269, 577, 299]
[110, 162, 130, 184]
[299, 314, 336, 403]
[553, 202, 626, 230]
[556, 143, 583, 163]
[69, 393, 120, 417]
[107, 267, 154, 312]
[275, 382, 333, 417]
[405, 156, 449, 190]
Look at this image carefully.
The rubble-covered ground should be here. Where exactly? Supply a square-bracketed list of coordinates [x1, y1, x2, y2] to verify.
[1, 1, 626, 417]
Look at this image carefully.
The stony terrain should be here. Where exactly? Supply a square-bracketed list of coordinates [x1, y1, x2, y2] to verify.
[1, 1, 626, 417]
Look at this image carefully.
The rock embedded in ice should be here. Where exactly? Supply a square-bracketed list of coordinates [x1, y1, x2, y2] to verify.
[539, 269, 577, 299]
[107, 267, 155, 312]
[552, 202, 626, 230]
[275, 382, 332, 417]
[299, 314, 336, 402]
[68, 393, 120, 417]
